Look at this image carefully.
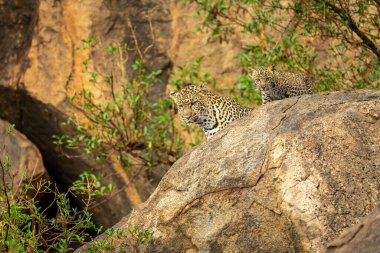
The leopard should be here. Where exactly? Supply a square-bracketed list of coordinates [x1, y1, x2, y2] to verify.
[249, 65, 313, 104]
[170, 83, 253, 139]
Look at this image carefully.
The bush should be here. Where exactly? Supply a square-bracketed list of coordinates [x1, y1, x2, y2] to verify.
[53, 36, 185, 177]
[0, 124, 109, 252]
[181, 0, 380, 96]
[0, 161, 152, 252]
[87, 226, 153, 253]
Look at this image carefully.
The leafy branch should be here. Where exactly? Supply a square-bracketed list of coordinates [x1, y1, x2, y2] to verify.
[181, 0, 379, 92]
[313, 0, 380, 60]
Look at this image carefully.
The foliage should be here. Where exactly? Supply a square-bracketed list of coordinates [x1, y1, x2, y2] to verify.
[170, 56, 217, 89]
[53, 36, 185, 175]
[0, 124, 112, 252]
[88, 226, 153, 253]
[181, 0, 380, 95]
[128, 225, 153, 245]
[70, 171, 113, 202]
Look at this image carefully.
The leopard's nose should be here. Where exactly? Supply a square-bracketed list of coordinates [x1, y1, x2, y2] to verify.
[183, 112, 192, 119]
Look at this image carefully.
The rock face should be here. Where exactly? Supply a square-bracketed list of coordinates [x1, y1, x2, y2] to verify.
[0, 119, 49, 193]
[79, 90, 380, 253]
[326, 204, 380, 253]
[0, 0, 173, 228]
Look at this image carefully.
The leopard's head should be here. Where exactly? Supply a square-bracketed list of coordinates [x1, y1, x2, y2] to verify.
[249, 65, 275, 89]
[169, 83, 208, 125]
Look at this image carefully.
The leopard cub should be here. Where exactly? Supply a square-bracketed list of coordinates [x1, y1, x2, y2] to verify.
[170, 83, 252, 139]
[249, 65, 313, 104]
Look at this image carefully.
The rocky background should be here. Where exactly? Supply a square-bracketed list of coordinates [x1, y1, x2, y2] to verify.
[0, 0, 379, 252]
[0, 0, 258, 228]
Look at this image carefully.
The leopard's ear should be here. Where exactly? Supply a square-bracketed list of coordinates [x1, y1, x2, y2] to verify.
[169, 90, 177, 102]
[182, 81, 192, 88]
[199, 83, 208, 92]
[248, 67, 257, 77]
[269, 65, 275, 74]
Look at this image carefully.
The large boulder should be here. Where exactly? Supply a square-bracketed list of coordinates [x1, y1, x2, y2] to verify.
[78, 90, 380, 253]
[0, 118, 49, 193]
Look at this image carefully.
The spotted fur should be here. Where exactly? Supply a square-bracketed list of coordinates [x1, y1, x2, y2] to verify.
[249, 66, 313, 104]
[170, 84, 252, 139]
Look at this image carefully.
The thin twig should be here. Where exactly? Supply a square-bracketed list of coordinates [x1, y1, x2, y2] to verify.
[127, 19, 144, 60]
[0, 159, 11, 252]
[314, 0, 380, 60]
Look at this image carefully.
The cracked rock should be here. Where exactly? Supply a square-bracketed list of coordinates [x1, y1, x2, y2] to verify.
[325, 204, 380, 253]
[77, 90, 380, 253]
